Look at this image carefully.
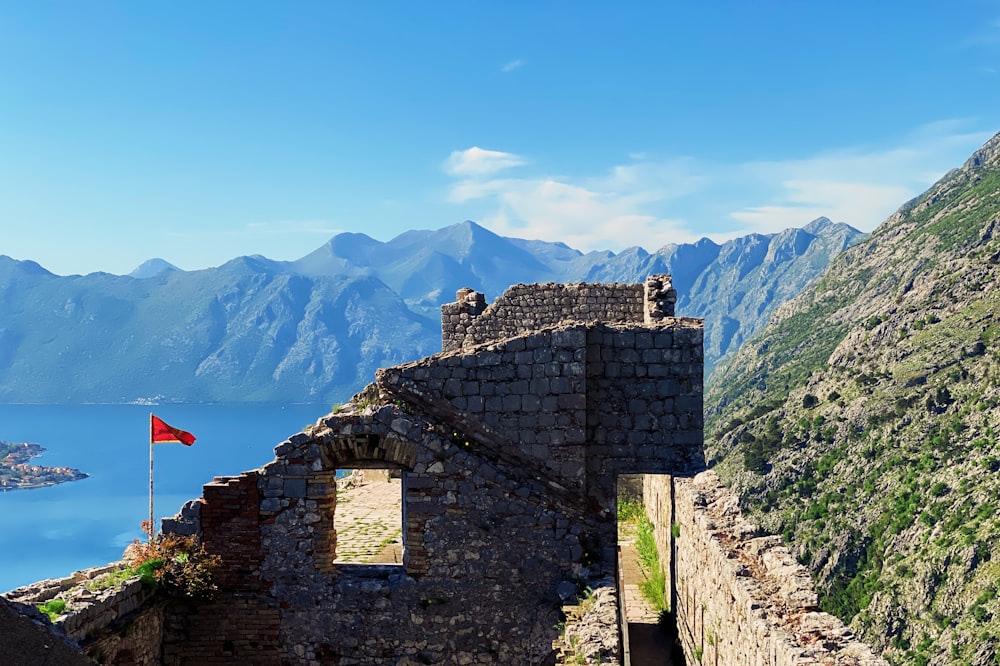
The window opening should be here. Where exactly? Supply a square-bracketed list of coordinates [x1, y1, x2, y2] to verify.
[334, 467, 404, 564]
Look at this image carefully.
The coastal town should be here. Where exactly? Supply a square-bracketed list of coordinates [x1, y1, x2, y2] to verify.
[0, 440, 88, 491]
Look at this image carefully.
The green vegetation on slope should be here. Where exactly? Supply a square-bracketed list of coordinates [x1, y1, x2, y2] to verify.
[705, 132, 1000, 666]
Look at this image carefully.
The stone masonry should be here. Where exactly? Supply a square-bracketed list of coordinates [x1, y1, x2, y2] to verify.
[151, 275, 704, 664]
[643, 472, 888, 665]
[441, 274, 678, 353]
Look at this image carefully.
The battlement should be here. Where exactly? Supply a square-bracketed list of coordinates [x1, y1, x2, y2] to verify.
[442, 274, 678, 352]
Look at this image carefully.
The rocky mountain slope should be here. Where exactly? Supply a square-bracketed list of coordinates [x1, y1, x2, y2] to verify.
[705, 131, 1000, 665]
[0, 219, 861, 404]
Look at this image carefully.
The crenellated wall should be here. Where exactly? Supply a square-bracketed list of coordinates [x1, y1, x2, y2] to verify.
[644, 472, 888, 666]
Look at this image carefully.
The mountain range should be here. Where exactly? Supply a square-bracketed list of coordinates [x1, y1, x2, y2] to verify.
[0, 219, 861, 404]
[706, 131, 1000, 664]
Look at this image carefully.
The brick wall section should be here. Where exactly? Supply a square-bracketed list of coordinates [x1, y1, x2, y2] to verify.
[383, 318, 704, 503]
[584, 323, 703, 501]
[159, 472, 283, 664]
[441, 275, 679, 353]
[200, 472, 266, 593]
[162, 595, 281, 665]
[87, 603, 164, 666]
[380, 326, 593, 492]
[643, 472, 888, 665]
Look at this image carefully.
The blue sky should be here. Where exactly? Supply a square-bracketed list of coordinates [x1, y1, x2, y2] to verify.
[2, 1, 999, 275]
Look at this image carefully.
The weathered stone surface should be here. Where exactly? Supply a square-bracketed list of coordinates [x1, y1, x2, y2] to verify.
[159, 277, 704, 663]
[644, 472, 887, 665]
[0, 596, 94, 666]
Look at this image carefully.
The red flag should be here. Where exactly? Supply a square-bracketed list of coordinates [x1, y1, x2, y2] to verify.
[150, 415, 196, 446]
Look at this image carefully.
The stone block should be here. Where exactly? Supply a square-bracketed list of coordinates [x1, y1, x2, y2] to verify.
[550, 376, 570, 393]
[284, 478, 307, 498]
[500, 394, 520, 411]
[557, 394, 586, 410]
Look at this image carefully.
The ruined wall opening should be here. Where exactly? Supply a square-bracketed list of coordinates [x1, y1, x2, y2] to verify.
[333, 466, 404, 565]
[313, 433, 417, 570]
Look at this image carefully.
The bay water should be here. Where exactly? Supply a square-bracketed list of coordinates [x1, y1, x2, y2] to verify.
[0, 403, 329, 592]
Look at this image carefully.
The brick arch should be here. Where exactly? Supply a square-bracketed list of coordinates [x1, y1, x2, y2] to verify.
[317, 433, 418, 471]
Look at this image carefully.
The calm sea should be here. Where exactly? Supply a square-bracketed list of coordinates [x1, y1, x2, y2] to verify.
[0, 403, 330, 592]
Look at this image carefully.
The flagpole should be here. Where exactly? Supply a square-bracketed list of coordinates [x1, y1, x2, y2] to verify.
[149, 412, 154, 541]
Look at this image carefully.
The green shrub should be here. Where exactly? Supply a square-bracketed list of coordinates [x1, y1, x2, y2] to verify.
[123, 534, 221, 599]
[135, 558, 165, 585]
[37, 598, 67, 622]
[617, 498, 645, 523]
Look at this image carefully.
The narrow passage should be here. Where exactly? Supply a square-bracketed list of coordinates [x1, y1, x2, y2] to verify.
[619, 533, 683, 665]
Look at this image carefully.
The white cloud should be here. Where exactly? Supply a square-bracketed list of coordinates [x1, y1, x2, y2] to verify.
[483, 179, 699, 251]
[727, 124, 993, 234]
[445, 162, 702, 251]
[501, 58, 525, 73]
[442, 122, 994, 253]
[443, 147, 527, 177]
[730, 182, 913, 232]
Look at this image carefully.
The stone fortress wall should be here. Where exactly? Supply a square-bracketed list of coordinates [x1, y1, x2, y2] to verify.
[644, 473, 887, 665]
[2, 274, 885, 665]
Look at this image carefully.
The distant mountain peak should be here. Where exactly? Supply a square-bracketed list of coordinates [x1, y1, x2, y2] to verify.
[801, 216, 832, 232]
[0, 255, 54, 277]
[219, 255, 280, 275]
[446, 219, 501, 244]
[129, 258, 180, 279]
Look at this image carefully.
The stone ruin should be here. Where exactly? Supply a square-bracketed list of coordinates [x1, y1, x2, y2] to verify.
[2, 274, 888, 665]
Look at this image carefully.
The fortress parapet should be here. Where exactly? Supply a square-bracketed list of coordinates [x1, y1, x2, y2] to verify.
[442, 273, 679, 352]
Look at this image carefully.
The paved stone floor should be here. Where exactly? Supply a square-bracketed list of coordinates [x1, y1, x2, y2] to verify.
[333, 475, 403, 563]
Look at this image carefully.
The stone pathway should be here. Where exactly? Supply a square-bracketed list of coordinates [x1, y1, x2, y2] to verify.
[620, 542, 661, 624]
[333, 475, 403, 563]
[619, 523, 678, 665]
